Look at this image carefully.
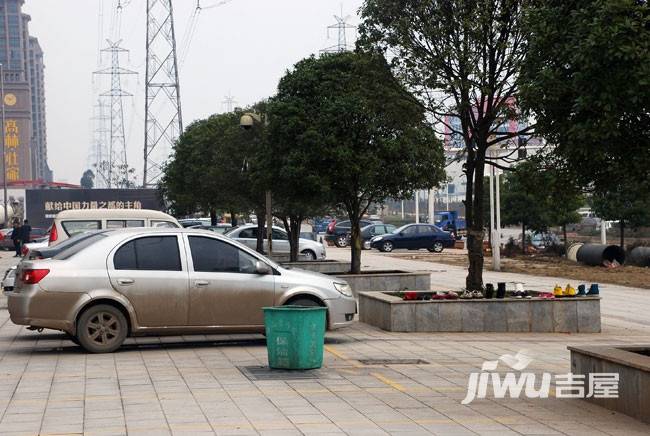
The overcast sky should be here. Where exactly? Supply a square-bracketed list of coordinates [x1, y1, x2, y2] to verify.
[22, 0, 364, 184]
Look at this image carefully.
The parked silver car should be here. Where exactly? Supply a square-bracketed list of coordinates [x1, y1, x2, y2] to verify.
[226, 224, 326, 260]
[7, 228, 355, 353]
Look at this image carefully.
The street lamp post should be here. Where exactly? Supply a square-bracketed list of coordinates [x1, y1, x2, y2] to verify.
[240, 112, 272, 256]
[0, 63, 7, 226]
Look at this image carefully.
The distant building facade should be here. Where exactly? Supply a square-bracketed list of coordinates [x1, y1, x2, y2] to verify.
[0, 0, 51, 185]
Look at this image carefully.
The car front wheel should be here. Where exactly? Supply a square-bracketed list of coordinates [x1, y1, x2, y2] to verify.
[427, 241, 444, 253]
[300, 250, 317, 260]
[380, 241, 394, 252]
[77, 304, 128, 353]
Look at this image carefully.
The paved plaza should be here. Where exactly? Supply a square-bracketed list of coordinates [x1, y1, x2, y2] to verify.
[0, 250, 649, 435]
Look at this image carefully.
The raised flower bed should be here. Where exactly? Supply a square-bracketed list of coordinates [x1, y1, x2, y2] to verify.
[280, 260, 351, 274]
[359, 290, 601, 333]
[329, 271, 431, 297]
[569, 345, 650, 424]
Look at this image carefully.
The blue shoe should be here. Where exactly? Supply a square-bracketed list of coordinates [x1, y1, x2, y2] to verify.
[587, 283, 600, 295]
[576, 284, 586, 296]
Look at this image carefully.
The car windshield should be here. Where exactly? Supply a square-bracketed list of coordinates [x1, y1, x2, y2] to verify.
[52, 233, 108, 260]
[393, 224, 411, 234]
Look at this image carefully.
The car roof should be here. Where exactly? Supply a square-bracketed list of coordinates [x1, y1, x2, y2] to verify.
[54, 209, 177, 220]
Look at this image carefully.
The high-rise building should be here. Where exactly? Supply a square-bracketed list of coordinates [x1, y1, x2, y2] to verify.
[0, 0, 51, 184]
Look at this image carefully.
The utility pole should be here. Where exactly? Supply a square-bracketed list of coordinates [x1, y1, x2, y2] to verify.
[94, 40, 136, 188]
[415, 191, 420, 223]
[144, 0, 183, 188]
[428, 189, 435, 224]
[90, 99, 111, 188]
[222, 92, 237, 112]
[489, 147, 501, 271]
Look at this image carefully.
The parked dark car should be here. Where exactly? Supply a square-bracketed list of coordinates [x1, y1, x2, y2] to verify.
[325, 219, 374, 247]
[0, 227, 48, 250]
[361, 224, 397, 249]
[369, 223, 454, 253]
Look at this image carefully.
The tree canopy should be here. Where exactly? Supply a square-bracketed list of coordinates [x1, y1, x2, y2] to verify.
[360, 0, 532, 289]
[268, 51, 445, 272]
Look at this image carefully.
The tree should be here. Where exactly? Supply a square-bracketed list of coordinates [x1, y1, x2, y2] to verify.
[360, 0, 533, 290]
[520, 0, 650, 201]
[500, 157, 582, 253]
[162, 110, 263, 228]
[80, 170, 95, 189]
[267, 52, 445, 273]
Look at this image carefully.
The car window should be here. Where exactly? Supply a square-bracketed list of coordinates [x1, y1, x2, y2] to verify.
[106, 220, 144, 229]
[417, 225, 433, 234]
[151, 220, 179, 228]
[52, 233, 108, 260]
[271, 229, 288, 240]
[61, 220, 101, 236]
[188, 236, 258, 274]
[238, 228, 257, 238]
[114, 236, 181, 271]
[402, 226, 418, 235]
[374, 225, 386, 234]
[386, 225, 396, 233]
[336, 220, 351, 228]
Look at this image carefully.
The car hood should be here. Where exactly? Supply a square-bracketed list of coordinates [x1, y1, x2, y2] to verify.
[277, 266, 344, 288]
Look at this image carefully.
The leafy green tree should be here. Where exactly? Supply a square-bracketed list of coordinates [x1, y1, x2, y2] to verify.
[80, 170, 94, 189]
[162, 111, 261, 227]
[520, 0, 650, 198]
[501, 157, 582, 253]
[267, 52, 445, 273]
[360, 0, 533, 290]
[591, 167, 650, 248]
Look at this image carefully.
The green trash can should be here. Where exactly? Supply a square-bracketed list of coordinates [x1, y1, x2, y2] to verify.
[263, 306, 327, 370]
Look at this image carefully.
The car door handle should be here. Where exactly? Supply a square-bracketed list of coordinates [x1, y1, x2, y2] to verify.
[195, 280, 209, 287]
[117, 278, 134, 285]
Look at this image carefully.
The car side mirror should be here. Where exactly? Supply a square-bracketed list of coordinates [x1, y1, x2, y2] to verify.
[255, 261, 272, 275]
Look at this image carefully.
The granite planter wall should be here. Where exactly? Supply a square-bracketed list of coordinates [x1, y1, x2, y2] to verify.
[569, 345, 650, 424]
[359, 291, 601, 333]
[330, 271, 431, 297]
[280, 260, 351, 274]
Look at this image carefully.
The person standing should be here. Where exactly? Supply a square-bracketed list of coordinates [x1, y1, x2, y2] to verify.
[20, 219, 31, 247]
[11, 220, 21, 257]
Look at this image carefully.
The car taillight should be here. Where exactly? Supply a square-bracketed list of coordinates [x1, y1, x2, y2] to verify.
[49, 225, 57, 244]
[21, 269, 50, 284]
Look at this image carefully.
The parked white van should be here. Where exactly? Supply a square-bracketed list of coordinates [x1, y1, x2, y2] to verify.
[48, 209, 180, 246]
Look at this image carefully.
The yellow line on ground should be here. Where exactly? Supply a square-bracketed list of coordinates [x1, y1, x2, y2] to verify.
[370, 372, 407, 392]
[324, 345, 363, 367]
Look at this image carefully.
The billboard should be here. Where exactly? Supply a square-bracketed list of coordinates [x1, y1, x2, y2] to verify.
[25, 189, 165, 228]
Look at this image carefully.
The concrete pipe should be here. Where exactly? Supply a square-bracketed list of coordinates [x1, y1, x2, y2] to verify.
[576, 244, 625, 267]
[628, 247, 650, 267]
[566, 242, 584, 262]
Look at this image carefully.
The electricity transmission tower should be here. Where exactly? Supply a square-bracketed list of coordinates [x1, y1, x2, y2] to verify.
[144, 0, 183, 188]
[321, 6, 356, 53]
[90, 99, 110, 188]
[94, 40, 137, 188]
[222, 92, 237, 112]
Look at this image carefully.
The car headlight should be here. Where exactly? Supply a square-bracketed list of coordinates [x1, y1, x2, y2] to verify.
[333, 282, 353, 297]
[372, 236, 383, 242]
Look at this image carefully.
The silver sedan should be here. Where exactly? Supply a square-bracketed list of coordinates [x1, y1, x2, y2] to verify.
[226, 224, 326, 260]
[7, 228, 356, 353]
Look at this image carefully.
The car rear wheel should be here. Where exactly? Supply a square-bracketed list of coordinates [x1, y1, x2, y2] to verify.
[427, 241, 444, 253]
[335, 235, 349, 248]
[77, 304, 128, 353]
[300, 249, 317, 261]
[380, 241, 394, 252]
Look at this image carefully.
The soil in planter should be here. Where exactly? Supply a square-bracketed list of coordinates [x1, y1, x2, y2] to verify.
[329, 270, 409, 276]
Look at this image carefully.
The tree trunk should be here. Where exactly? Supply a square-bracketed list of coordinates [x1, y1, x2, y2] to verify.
[210, 208, 217, 226]
[522, 222, 526, 254]
[289, 217, 301, 262]
[620, 220, 625, 249]
[255, 207, 266, 254]
[562, 223, 568, 252]
[349, 215, 362, 274]
[465, 157, 486, 291]
[231, 210, 238, 227]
